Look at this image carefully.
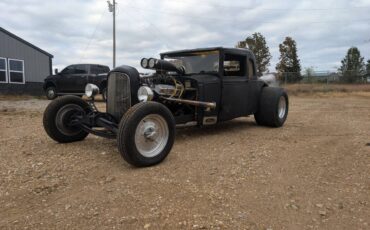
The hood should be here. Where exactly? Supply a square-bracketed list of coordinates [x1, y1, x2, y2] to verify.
[44, 74, 58, 81]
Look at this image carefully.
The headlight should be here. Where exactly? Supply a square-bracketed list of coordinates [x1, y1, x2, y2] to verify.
[137, 86, 154, 102]
[148, 58, 157, 69]
[85, 83, 100, 98]
[141, 58, 149, 68]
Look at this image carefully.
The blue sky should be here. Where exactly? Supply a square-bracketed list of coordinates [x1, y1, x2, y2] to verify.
[1, 0, 369, 73]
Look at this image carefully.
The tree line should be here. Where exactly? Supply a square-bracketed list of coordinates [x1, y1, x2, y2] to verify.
[236, 33, 370, 83]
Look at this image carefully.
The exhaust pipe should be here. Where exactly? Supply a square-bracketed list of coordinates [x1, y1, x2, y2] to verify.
[162, 97, 216, 110]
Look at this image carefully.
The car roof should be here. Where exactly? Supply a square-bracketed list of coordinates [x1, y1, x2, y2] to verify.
[68, 64, 110, 68]
[160, 47, 253, 57]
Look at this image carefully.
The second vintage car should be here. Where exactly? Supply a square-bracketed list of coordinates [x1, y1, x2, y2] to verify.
[43, 64, 110, 100]
[43, 47, 289, 167]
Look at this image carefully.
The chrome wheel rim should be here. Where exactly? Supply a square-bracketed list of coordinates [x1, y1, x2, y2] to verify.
[134, 114, 169, 158]
[278, 96, 287, 119]
[48, 89, 55, 98]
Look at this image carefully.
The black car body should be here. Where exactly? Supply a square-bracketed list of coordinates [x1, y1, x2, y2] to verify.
[43, 64, 110, 99]
[43, 47, 289, 167]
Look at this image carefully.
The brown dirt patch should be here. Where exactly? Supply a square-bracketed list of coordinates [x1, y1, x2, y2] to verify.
[0, 95, 369, 229]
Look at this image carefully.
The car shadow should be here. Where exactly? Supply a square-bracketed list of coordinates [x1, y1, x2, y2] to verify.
[56, 117, 258, 170]
[174, 118, 257, 143]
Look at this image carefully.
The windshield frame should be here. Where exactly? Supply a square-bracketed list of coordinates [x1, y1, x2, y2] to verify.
[161, 50, 222, 76]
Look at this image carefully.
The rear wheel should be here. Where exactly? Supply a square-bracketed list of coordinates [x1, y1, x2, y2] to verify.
[46, 87, 57, 100]
[254, 87, 289, 127]
[43, 96, 90, 143]
[117, 102, 175, 167]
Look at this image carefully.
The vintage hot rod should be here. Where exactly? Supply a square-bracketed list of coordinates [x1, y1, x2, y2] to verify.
[43, 47, 288, 167]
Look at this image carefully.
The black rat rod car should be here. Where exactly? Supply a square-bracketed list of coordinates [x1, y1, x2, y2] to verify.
[43, 47, 288, 167]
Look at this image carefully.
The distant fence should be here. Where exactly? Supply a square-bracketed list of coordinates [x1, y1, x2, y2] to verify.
[269, 72, 370, 85]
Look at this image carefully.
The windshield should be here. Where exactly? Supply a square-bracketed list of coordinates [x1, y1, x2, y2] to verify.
[163, 51, 219, 74]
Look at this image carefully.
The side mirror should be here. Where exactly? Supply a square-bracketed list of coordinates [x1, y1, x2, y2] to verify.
[54, 68, 59, 75]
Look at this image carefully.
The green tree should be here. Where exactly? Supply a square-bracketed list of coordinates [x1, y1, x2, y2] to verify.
[237, 32, 272, 76]
[338, 47, 365, 83]
[276, 37, 302, 83]
[304, 67, 315, 83]
[366, 60, 370, 74]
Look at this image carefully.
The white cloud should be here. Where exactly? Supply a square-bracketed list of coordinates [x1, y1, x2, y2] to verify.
[0, 0, 369, 72]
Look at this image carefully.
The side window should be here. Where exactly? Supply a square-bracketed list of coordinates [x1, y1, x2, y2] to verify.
[74, 65, 88, 74]
[62, 65, 87, 75]
[224, 54, 246, 77]
[247, 59, 255, 79]
[0, 57, 7, 83]
[103, 66, 110, 73]
[91, 65, 110, 74]
[8, 59, 25, 84]
[61, 65, 74, 74]
[90, 65, 98, 74]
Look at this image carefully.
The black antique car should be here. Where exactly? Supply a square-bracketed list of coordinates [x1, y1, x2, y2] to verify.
[43, 47, 288, 167]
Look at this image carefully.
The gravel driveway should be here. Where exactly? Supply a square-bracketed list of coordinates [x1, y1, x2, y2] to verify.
[0, 95, 369, 229]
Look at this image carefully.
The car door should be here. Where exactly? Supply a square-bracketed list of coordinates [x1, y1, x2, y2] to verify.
[71, 64, 89, 93]
[57, 65, 75, 93]
[89, 65, 109, 86]
[245, 56, 263, 114]
[219, 53, 249, 121]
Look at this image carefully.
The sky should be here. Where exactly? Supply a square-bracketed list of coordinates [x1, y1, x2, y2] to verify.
[1, 0, 369, 73]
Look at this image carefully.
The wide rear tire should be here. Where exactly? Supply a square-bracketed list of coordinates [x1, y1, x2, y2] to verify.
[254, 87, 289, 127]
[117, 102, 176, 167]
[43, 95, 90, 143]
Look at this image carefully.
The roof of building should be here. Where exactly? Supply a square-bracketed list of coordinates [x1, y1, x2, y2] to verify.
[0, 27, 53, 58]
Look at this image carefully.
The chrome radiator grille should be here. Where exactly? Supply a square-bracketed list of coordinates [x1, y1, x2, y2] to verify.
[107, 72, 131, 120]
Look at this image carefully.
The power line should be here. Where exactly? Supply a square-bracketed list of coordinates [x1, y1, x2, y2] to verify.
[79, 9, 107, 63]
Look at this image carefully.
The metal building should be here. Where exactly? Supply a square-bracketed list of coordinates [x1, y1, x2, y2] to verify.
[0, 27, 53, 95]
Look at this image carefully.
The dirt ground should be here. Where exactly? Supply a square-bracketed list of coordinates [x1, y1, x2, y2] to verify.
[0, 94, 369, 230]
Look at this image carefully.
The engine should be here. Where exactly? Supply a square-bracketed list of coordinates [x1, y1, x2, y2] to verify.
[140, 73, 185, 97]
[139, 58, 192, 100]
[137, 57, 216, 124]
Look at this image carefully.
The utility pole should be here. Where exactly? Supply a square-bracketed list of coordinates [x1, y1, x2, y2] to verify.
[107, 0, 116, 68]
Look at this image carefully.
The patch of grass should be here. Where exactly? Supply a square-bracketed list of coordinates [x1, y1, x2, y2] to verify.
[283, 84, 370, 97]
[0, 94, 46, 101]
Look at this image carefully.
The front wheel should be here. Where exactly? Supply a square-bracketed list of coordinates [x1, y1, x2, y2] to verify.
[117, 102, 176, 167]
[43, 96, 90, 143]
[254, 87, 289, 127]
[46, 87, 57, 100]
